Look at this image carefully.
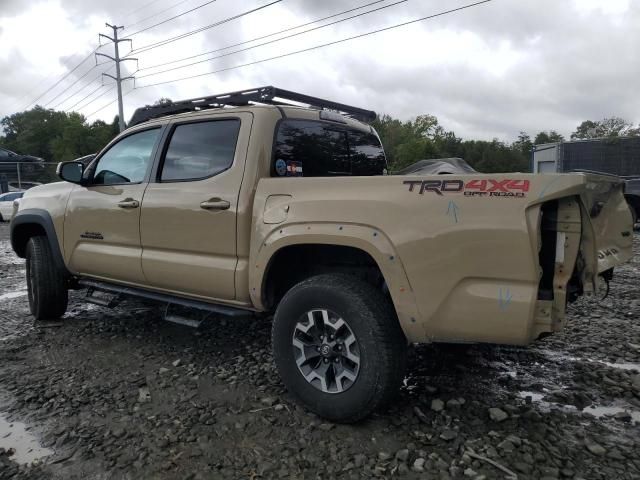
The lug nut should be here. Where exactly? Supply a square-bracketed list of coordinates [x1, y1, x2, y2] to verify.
[316, 346, 320, 352]
[323, 358, 329, 363]
[337, 345, 342, 351]
[334, 358, 339, 363]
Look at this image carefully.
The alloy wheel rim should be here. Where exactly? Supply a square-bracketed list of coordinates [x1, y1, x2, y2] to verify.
[292, 309, 360, 394]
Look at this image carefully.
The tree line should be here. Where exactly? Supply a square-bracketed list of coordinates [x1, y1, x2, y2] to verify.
[1, 105, 638, 173]
[372, 115, 640, 173]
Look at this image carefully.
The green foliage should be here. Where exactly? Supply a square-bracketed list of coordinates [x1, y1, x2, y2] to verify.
[0, 107, 119, 162]
[571, 117, 640, 139]
[534, 130, 564, 144]
[373, 114, 529, 173]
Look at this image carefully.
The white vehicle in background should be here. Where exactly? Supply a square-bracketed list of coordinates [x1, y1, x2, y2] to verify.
[0, 191, 24, 222]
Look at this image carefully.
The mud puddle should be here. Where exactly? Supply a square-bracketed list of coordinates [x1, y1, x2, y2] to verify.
[519, 391, 640, 424]
[0, 412, 53, 464]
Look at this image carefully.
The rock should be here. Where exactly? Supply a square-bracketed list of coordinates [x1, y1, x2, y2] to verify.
[585, 441, 606, 456]
[412, 458, 426, 472]
[318, 423, 334, 431]
[414, 406, 429, 423]
[606, 448, 625, 460]
[395, 449, 410, 462]
[613, 411, 632, 422]
[439, 429, 457, 441]
[497, 439, 515, 452]
[446, 399, 461, 409]
[431, 399, 445, 412]
[158, 367, 169, 375]
[354, 454, 367, 467]
[260, 397, 277, 406]
[378, 451, 392, 461]
[138, 387, 151, 403]
[464, 468, 477, 477]
[488, 407, 508, 422]
[172, 359, 181, 367]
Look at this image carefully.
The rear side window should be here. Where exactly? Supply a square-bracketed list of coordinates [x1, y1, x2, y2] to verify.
[160, 119, 240, 182]
[273, 120, 386, 177]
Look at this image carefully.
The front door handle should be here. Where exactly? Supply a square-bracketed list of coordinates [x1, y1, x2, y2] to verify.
[117, 198, 140, 209]
[200, 198, 230, 210]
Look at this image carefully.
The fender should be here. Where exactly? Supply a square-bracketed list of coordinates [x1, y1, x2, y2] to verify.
[249, 222, 424, 342]
[10, 208, 70, 277]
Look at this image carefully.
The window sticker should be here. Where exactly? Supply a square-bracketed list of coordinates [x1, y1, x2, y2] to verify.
[286, 160, 303, 177]
[275, 158, 287, 176]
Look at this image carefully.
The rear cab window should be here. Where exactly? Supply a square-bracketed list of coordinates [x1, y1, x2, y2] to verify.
[272, 119, 386, 177]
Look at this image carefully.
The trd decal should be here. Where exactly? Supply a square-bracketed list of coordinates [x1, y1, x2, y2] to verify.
[403, 179, 529, 197]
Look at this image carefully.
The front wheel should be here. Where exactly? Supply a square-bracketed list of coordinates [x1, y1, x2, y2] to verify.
[26, 236, 68, 320]
[272, 274, 407, 423]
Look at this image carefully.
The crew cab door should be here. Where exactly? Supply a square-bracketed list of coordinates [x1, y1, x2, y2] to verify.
[63, 126, 163, 284]
[139, 113, 252, 301]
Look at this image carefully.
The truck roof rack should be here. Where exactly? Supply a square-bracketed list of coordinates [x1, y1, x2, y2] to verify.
[128, 86, 377, 127]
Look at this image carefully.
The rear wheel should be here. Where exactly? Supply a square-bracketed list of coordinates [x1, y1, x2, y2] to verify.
[26, 236, 68, 320]
[272, 274, 407, 422]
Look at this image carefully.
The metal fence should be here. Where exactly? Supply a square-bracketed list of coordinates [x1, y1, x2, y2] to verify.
[560, 136, 640, 176]
[0, 162, 59, 193]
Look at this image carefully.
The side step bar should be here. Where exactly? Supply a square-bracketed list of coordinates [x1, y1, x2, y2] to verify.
[78, 279, 252, 318]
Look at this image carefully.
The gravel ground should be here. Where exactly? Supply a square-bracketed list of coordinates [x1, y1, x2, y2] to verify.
[0, 221, 638, 480]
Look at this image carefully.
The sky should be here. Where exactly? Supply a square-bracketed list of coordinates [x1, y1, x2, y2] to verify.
[0, 0, 638, 141]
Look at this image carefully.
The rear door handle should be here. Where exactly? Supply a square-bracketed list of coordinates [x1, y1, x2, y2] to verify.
[117, 198, 140, 209]
[200, 198, 230, 210]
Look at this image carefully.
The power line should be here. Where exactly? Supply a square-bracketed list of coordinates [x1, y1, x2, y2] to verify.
[65, 84, 106, 112]
[137, 0, 407, 79]
[86, 88, 133, 119]
[119, 0, 168, 23]
[43, 64, 100, 108]
[51, 76, 102, 111]
[123, 0, 193, 31]
[137, 0, 387, 70]
[135, 0, 494, 89]
[77, 85, 115, 113]
[20, 47, 100, 110]
[128, 0, 284, 56]
[124, 0, 218, 37]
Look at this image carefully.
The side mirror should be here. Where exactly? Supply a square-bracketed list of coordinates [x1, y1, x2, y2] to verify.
[57, 161, 85, 184]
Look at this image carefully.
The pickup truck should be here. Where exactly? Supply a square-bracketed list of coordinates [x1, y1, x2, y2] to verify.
[10, 87, 634, 422]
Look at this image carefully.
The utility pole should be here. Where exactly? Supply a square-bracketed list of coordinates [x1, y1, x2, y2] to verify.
[97, 24, 137, 132]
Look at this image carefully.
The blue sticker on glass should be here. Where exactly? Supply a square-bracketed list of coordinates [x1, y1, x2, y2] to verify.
[275, 159, 287, 176]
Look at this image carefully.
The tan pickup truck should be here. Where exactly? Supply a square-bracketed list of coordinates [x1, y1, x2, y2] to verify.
[10, 87, 634, 422]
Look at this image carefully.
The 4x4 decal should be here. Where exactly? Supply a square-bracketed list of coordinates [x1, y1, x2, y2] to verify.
[403, 179, 530, 197]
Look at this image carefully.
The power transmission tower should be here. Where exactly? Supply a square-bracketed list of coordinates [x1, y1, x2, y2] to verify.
[97, 24, 137, 131]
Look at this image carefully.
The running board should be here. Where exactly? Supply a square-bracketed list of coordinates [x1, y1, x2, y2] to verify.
[78, 279, 252, 318]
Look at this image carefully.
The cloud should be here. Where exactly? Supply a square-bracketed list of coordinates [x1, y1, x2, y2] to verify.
[1, 0, 639, 141]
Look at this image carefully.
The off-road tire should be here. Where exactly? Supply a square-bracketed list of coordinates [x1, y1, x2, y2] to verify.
[272, 273, 407, 423]
[26, 236, 68, 320]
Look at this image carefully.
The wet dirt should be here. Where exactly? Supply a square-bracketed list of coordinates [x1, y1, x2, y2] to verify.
[0, 222, 638, 479]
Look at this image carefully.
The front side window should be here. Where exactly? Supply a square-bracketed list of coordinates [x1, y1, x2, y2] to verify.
[273, 120, 386, 177]
[160, 120, 240, 182]
[93, 128, 160, 185]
